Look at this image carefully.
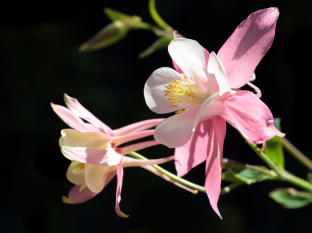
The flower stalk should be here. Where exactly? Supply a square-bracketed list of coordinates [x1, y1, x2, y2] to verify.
[280, 137, 312, 172]
[128, 151, 206, 193]
[247, 139, 312, 193]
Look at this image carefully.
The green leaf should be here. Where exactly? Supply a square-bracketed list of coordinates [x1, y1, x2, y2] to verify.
[269, 189, 312, 209]
[307, 172, 312, 184]
[230, 165, 271, 184]
[104, 8, 131, 21]
[139, 36, 173, 58]
[274, 117, 282, 131]
[264, 136, 284, 169]
[222, 165, 271, 184]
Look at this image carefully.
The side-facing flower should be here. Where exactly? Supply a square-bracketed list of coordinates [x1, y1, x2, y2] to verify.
[144, 8, 284, 217]
[51, 94, 178, 217]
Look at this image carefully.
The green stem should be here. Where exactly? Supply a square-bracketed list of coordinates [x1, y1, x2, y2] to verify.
[148, 0, 173, 32]
[247, 140, 312, 193]
[128, 151, 206, 193]
[287, 188, 312, 200]
[131, 22, 173, 37]
[221, 182, 244, 194]
[280, 137, 312, 172]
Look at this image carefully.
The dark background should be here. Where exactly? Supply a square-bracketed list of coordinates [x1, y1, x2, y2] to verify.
[1, 0, 312, 232]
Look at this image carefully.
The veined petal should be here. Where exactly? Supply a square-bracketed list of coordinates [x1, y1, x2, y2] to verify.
[61, 129, 111, 150]
[51, 103, 96, 132]
[113, 119, 164, 136]
[66, 161, 85, 185]
[217, 8, 279, 88]
[144, 67, 185, 114]
[85, 164, 115, 193]
[168, 39, 208, 90]
[222, 91, 284, 142]
[62, 146, 122, 166]
[154, 105, 200, 148]
[142, 165, 197, 194]
[172, 32, 210, 73]
[115, 159, 129, 218]
[207, 52, 231, 96]
[204, 116, 226, 219]
[63, 185, 98, 204]
[192, 93, 225, 131]
[112, 130, 154, 147]
[64, 94, 114, 136]
[121, 155, 174, 168]
[175, 119, 213, 177]
[120, 140, 159, 155]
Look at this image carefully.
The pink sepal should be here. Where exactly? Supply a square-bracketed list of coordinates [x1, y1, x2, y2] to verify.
[112, 130, 155, 147]
[115, 158, 129, 218]
[204, 116, 226, 219]
[175, 119, 213, 177]
[217, 8, 279, 88]
[113, 119, 164, 136]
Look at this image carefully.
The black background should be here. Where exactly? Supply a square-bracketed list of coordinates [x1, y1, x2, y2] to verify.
[1, 0, 312, 232]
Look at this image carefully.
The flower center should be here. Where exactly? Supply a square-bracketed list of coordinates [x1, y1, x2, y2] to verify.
[164, 76, 208, 114]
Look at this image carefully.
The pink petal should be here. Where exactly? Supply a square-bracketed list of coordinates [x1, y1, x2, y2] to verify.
[217, 8, 279, 88]
[168, 39, 208, 90]
[204, 116, 226, 219]
[175, 119, 213, 177]
[84, 164, 114, 193]
[154, 105, 200, 148]
[115, 159, 129, 218]
[222, 90, 284, 142]
[172, 32, 210, 74]
[120, 140, 159, 155]
[142, 165, 197, 194]
[112, 130, 155, 147]
[144, 67, 185, 114]
[63, 185, 98, 204]
[62, 146, 122, 166]
[51, 103, 97, 132]
[121, 155, 174, 168]
[206, 52, 231, 96]
[64, 94, 114, 136]
[113, 119, 164, 136]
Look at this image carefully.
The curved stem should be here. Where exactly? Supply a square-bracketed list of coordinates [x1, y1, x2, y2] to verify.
[148, 0, 173, 32]
[128, 151, 206, 193]
[280, 137, 312, 172]
[247, 140, 312, 193]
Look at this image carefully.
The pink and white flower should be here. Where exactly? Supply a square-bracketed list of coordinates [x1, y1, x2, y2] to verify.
[51, 94, 192, 217]
[144, 8, 284, 217]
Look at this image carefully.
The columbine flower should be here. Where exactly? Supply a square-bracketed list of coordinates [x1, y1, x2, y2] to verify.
[51, 94, 180, 217]
[144, 8, 284, 217]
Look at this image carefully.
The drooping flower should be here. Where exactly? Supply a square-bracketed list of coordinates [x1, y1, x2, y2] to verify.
[51, 94, 191, 217]
[144, 8, 284, 217]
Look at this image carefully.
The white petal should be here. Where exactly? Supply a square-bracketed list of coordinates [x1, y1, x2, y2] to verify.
[207, 52, 231, 96]
[192, 93, 225, 130]
[168, 39, 208, 90]
[154, 105, 200, 148]
[85, 164, 114, 193]
[144, 67, 185, 113]
[66, 161, 85, 185]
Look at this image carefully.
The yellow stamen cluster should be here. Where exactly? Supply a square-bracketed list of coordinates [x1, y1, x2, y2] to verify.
[164, 76, 208, 113]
